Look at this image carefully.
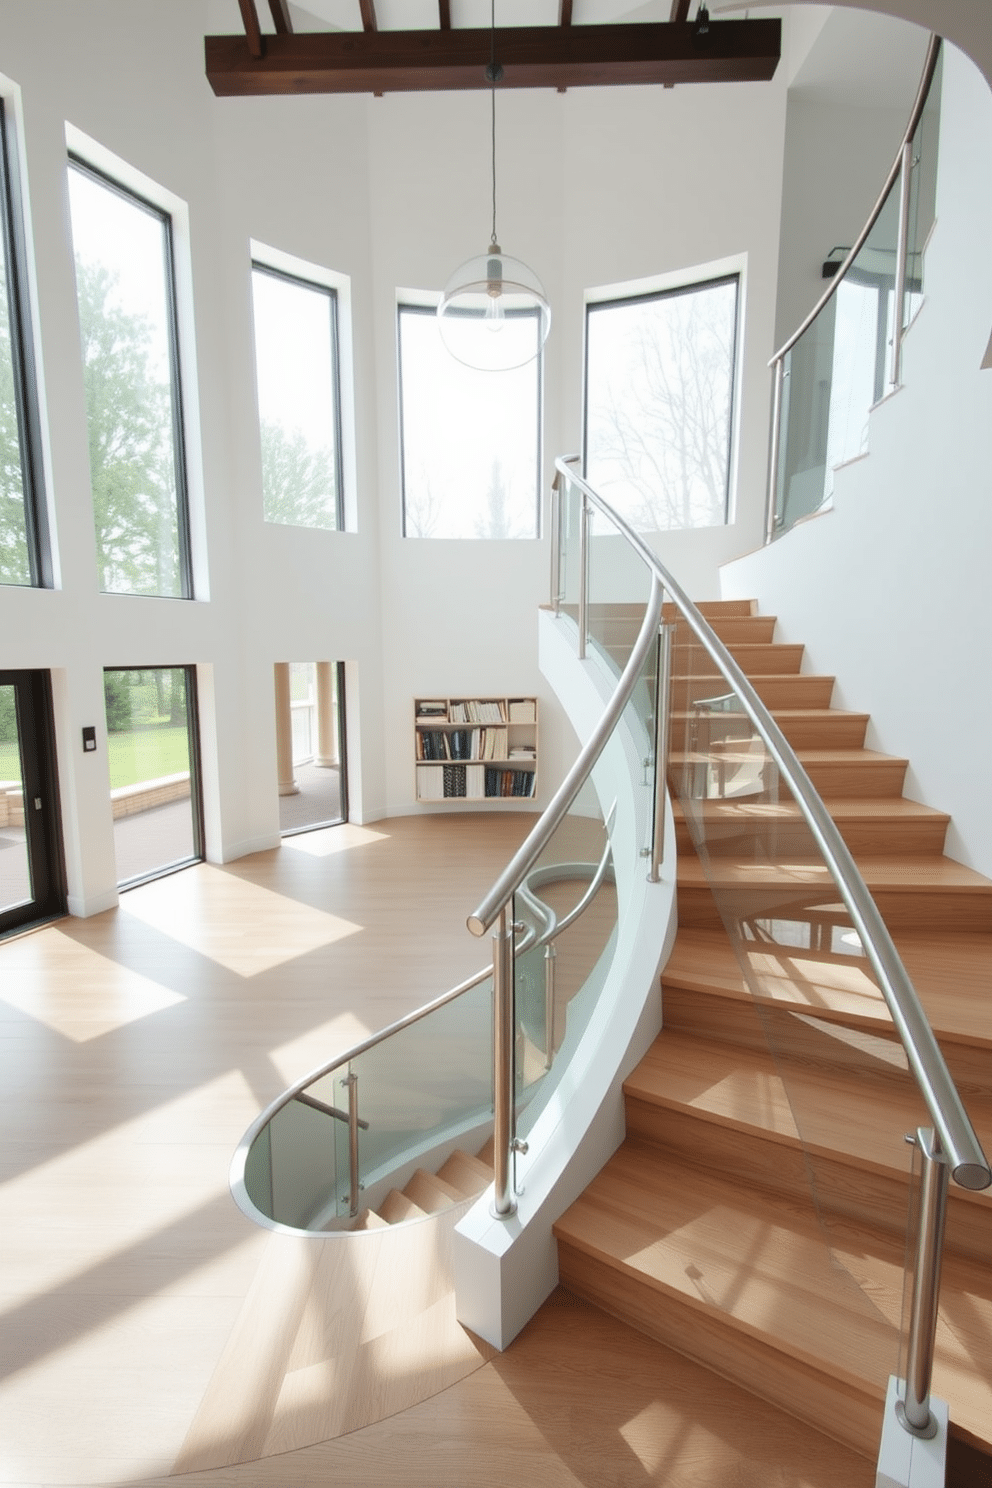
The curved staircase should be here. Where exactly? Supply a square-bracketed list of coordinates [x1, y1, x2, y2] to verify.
[553, 600, 992, 1472]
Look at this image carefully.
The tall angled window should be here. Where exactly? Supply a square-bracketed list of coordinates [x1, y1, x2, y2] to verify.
[399, 303, 541, 540]
[68, 160, 191, 597]
[585, 275, 740, 531]
[251, 264, 342, 531]
[0, 101, 49, 588]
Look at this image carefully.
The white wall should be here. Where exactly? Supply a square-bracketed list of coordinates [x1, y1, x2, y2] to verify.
[0, 0, 801, 914]
[722, 43, 992, 877]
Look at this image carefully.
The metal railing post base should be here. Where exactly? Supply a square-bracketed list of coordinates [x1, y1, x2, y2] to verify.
[876, 1375, 947, 1488]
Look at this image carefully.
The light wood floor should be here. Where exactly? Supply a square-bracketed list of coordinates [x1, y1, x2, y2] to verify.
[0, 813, 875, 1486]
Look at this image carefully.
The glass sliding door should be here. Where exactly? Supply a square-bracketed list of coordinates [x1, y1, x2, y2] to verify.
[103, 666, 202, 886]
[275, 661, 347, 835]
[0, 671, 65, 936]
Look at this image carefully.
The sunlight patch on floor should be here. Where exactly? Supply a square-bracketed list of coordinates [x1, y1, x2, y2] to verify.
[281, 823, 389, 858]
[270, 1012, 373, 1086]
[0, 942, 185, 1041]
[122, 865, 361, 975]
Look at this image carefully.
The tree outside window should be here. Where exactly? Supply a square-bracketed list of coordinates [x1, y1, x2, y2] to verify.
[68, 161, 191, 598]
[585, 276, 739, 531]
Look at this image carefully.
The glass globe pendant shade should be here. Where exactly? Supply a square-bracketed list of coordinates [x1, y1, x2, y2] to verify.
[437, 243, 551, 372]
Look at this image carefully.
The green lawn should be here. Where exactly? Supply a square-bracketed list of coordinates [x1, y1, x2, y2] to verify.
[0, 728, 189, 789]
[106, 726, 190, 789]
[0, 741, 21, 784]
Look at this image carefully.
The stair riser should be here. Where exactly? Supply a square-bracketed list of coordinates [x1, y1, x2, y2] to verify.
[671, 677, 836, 710]
[669, 759, 908, 798]
[672, 716, 869, 751]
[673, 643, 805, 676]
[676, 883, 992, 932]
[557, 1240, 882, 1460]
[674, 817, 950, 857]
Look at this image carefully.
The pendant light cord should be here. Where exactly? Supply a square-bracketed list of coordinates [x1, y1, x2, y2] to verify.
[490, 0, 498, 248]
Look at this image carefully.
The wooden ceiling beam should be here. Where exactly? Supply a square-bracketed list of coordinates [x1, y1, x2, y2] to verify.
[439, 0, 451, 29]
[670, 0, 691, 22]
[268, 0, 294, 33]
[359, 0, 377, 31]
[205, 19, 780, 96]
[237, 0, 265, 59]
[559, 0, 573, 24]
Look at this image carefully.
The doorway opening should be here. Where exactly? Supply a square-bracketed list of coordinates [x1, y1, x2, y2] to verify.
[0, 670, 66, 936]
[274, 661, 348, 835]
[103, 666, 203, 886]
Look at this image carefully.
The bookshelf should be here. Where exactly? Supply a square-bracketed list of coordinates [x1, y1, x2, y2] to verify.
[415, 697, 538, 803]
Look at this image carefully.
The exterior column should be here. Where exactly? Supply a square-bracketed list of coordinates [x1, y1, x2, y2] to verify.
[273, 663, 299, 796]
[315, 661, 339, 769]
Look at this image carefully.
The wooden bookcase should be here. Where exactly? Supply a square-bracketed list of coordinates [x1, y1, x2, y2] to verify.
[414, 697, 538, 803]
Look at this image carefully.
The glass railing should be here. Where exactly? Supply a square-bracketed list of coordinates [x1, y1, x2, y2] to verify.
[549, 452, 989, 1457]
[769, 38, 943, 539]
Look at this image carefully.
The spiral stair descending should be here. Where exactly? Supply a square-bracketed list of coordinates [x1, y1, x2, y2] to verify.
[553, 599, 992, 1475]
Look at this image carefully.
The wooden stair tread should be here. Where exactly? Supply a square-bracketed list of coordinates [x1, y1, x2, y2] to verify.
[403, 1168, 464, 1213]
[378, 1190, 428, 1225]
[625, 1029, 992, 1195]
[662, 927, 992, 1051]
[437, 1149, 493, 1196]
[673, 797, 950, 825]
[676, 852, 992, 896]
[554, 1147, 992, 1451]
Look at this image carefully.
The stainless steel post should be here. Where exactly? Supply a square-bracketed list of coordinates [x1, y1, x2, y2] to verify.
[890, 139, 914, 392]
[491, 906, 516, 1217]
[343, 1071, 360, 1218]
[896, 1127, 949, 1439]
[578, 491, 589, 661]
[550, 471, 562, 615]
[766, 358, 784, 545]
[649, 623, 674, 883]
[543, 943, 557, 1071]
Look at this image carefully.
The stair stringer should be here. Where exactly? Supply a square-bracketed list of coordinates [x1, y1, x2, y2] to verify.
[453, 607, 677, 1350]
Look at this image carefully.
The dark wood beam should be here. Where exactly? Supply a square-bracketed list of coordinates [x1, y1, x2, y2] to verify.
[559, 0, 573, 24]
[359, 0, 377, 31]
[205, 19, 781, 96]
[439, 0, 451, 29]
[237, 0, 264, 59]
[268, 0, 293, 34]
[670, 0, 691, 22]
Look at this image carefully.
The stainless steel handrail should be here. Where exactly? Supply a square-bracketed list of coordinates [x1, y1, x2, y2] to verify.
[770, 34, 941, 366]
[551, 454, 990, 1193]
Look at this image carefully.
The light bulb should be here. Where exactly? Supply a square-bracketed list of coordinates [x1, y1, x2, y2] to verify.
[485, 291, 505, 331]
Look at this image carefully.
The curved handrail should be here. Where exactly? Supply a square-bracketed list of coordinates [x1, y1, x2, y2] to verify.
[230, 835, 616, 1217]
[770, 33, 941, 366]
[539, 455, 989, 1192]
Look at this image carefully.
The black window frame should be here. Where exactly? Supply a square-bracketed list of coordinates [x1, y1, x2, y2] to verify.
[397, 300, 543, 541]
[583, 272, 741, 531]
[68, 154, 194, 600]
[250, 259, 345, 533]
[0, 99, 51, 588]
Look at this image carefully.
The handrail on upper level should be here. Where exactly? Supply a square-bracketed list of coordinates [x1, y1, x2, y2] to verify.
[548, 454, 989, 1192]
[770, 33, 942, 367]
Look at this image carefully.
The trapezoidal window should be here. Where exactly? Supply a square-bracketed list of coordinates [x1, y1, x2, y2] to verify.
[251, 263, 343, 531]
[398, 302, 541, 539]
[68, 159, 192, 597]
[584, 274, 740, 531]
[0, 99, 51, 588]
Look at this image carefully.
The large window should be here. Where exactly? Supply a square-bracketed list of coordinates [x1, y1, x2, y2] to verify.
[398, 303, 541, 539]
[0, 101, 49, 588]
[251, 263, 343, 531]
[68, 160, 192, 597]
[584, 275, 740, 531]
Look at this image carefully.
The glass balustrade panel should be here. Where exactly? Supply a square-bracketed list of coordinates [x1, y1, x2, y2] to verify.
[318, 976, 494, 1222]
[671, 637, 917, 1381]
[904, 50, 943, 328]
[242, 1098, 339, 1230]
[586, 513, 652, 677]
[558, 468, 583, 617]
[513, 801, 618, 1150]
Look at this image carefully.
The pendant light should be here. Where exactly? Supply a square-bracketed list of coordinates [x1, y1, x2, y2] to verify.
[437, 0, 551, 372]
